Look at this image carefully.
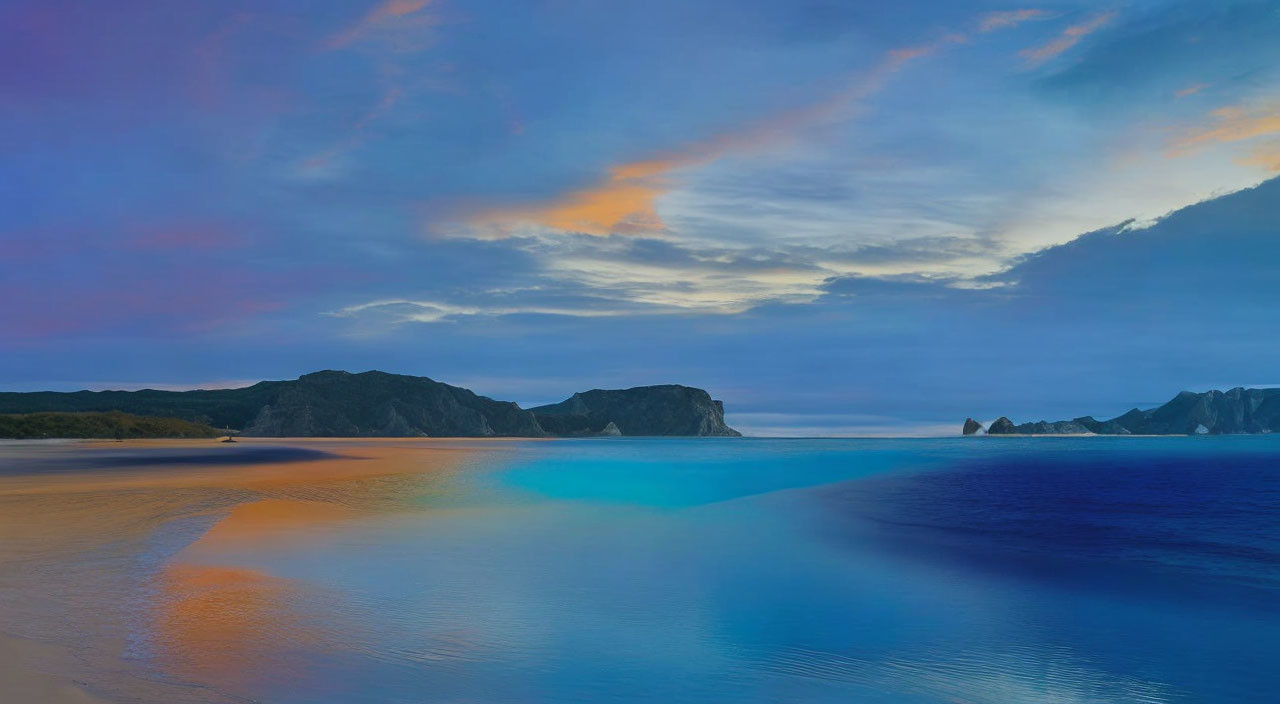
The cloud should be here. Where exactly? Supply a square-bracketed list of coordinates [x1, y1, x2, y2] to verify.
[299, 83, 404, 175]
[1174, 82, 1209, 99]
[455, 25, 1003, 239]
[1171, 101, 1280, 154]
[5, 220, 248, 258]
[461, 165, 673, 237]
[0, 264, 292, 340]
[331, 232, 997, 328]
[528, 234, 998, 314]
[125, 222, 248, 251]
[1034, 3, 1280, 104]
[1020, 12, 1115, 66]
[330, 298, 634, 324]
[979, 9, 1051, 33]
[986, 176, 1280, 300]
[337, 175, 1280, 430]
[1239, 140, 1280, 172]
[327, 0, 434, 50]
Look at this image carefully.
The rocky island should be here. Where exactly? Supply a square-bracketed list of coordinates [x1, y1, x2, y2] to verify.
[964, 387, 1280, 436]
[0, 370, 740, 438]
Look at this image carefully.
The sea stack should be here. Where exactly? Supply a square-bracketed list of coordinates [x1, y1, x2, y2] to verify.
[962, 418, 985, 435]
[987, 417, 1017, 434]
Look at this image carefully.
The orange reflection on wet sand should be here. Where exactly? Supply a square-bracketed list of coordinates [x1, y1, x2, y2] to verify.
[194, 497, 358, 547]
[0, 438, 512, 704]
[151, 564, 318, 695]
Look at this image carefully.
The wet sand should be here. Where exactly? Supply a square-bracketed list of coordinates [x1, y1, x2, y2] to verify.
[0, 438, 515, 703]
[0, 633, 110, 704]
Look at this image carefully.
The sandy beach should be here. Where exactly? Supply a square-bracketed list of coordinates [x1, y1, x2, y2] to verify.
[0, 438, 511, 703]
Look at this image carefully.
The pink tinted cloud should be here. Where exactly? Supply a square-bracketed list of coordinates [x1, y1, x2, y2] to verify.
[1020, 12, 1116, 66]
[0, 220, 322, 341]
[1174, 83, 1210, 99]
[3, 221, 247, 259]
[327, 0, 435, 50]
[0, 262, 297, 342]
[979, 9, 1051, 33]
[125, 223, 249, 251]
[1, 264, 248, 338]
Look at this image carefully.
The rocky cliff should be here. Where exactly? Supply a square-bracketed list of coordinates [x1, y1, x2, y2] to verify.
[236, 371, 546, 437]
[973, 387, 1280, 436]
[0, 371, 740, 438]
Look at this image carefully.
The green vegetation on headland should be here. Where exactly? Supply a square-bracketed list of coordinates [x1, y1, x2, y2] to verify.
[0, 370, 740, 437]
[0, 412, 221, 440]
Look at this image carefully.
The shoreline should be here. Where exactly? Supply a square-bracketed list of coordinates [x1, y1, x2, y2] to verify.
[0, 439, 496, 702]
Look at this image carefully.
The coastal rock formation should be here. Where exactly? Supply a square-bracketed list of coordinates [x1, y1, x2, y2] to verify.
[531, 385, 741, 437]
[0, 371, 740, 438]
[986, 417, 1016, 434]
[962, 418, 984, 435]
[236, 371, 545, 437]
[974, 387, 1280, 436]
[992, 419, 1095, 435]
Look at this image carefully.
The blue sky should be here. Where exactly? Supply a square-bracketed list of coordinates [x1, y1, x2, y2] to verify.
[3, 0, 1279, 434]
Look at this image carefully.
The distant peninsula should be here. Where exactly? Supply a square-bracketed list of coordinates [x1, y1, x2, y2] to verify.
[0, 411, 220, 440]
[0, 370, 741, 438]
[963, 387, 1280, 436]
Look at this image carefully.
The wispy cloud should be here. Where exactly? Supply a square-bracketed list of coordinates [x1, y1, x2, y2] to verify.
[330, 298, 636, 324]
[124, 223, 248, 251]
[456, 26, 1003, 239]
[1239, 140, 1280, 172]
[1020, 11, 1115, 66]
[327, 0, 435, 50]
[1171, 102, 1280, 153]
[1174, 82, 1209, 99]
[332, 234, 996, 328]
[979, 9, 1051, 33]
[299, 82, 404, 175]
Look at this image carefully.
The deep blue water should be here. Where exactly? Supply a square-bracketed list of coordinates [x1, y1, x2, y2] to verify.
[0, 443, 337, 474]
[190, 438, 1280, 703]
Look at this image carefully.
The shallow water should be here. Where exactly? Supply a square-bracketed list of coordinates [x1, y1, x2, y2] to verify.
[2, 437, 1278, 702]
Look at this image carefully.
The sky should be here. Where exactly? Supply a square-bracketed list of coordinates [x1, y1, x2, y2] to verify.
[3, 0, 1280, 435]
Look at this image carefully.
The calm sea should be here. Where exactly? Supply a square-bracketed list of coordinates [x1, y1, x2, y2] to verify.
[4, 437, 1279, 703]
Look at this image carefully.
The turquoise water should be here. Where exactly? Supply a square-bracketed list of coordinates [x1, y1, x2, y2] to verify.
[165, 438, 1280, 702]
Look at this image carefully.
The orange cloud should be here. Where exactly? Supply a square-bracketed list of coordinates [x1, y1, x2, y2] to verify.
[1020, 11, 1115, 65]
[1171, 103, 1280, 153]
[457, 13, 1047, 239]
[979, 9, 1050, 33]
[1174, 82, 1209, 99]
[1239, 142, 1280, 172]
[328, 0, 433, 50]
[462, 34, 970, 238]
[491, 178, 668, 236]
